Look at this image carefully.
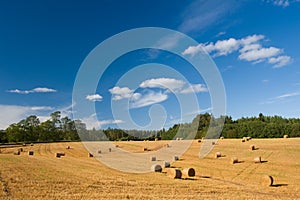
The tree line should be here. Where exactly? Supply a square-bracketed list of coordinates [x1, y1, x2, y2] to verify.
[1, 112, 299, 144]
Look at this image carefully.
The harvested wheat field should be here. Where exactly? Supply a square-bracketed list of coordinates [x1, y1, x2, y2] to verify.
[0, 138, 300, 199]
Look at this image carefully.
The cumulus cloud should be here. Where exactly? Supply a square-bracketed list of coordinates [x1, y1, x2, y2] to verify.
[7, 87, 57, 94]
[180, 84, 208, 94]
[85, 94, 103, 101]
[183, 34, 292, 68]
[238, 47, 282, 62]
[110, 78, 208, 109]
[109, 86, 138, 101]
[268, 55, 292, 68]
[130, 91, 168, 109]
[81, 114, 124, 130]
[140, 78, 185, 92]
[0, 105, 55, 129]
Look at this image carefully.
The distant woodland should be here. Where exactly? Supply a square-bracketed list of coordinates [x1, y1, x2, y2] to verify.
[1, 111, 300, 144]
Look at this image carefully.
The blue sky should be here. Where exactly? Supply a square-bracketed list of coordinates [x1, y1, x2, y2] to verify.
[0, 0, 300, 130]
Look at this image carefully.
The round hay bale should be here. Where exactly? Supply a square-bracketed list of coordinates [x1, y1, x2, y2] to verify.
[283, 135, 288, 138]
[18, 148, 23, 152]
[176, 138, 179, 141]
[151, 164, 162, 172]
[231, 157, 238, 164]
[13, 150, 20, 155]
[250, 145, 255, 151]
[254, 156, 262, 163]
[215, 152, 221, 158]
[150, 156, 156, 161]
[212, 141, 215, 145]
[88, 153, 93, 157]
[155, 138, 158, 141]
[182, 168, 195, 177]
[241, 139, 246, 143]
[143, 147, 148, 151]
[30, 143, 34, 146]
[168, 168, 182, 179]
[246, 136, 252, 141]
[28, 151, 34, 156]
[164, 161, 170, 168]
[98, 149, 102, 154]
[108, 148, 112, 152]
[220, 136, 224, 140]
[66, 146, 70, 149]
[55, 153, 61, 158]
[261, 175, 274, 186]
[173, 155, 179, 161]
[22, 143, 26, 146]
[197, 139, 201, 143]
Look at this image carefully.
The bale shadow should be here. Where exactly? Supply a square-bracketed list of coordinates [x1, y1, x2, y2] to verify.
[271, 184, 288, 187]
[199, 175, 211, 179]
[261, 160, 268, 163]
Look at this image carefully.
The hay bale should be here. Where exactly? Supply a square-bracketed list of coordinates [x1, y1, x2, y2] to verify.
[143, 147, 148, 151]
[168, 168, 182, 179]
[150, 156, 156, 161]
[231, 157, 238, 164]
[182, 168, 195, 178]
[55, 153, 61, 158]
[254, 156, 262, 163]
[220, 136, 224, 140]
[151, 164, 162, 172]
[176, 138, 179, 140]
[108, 148, 112, 152]
[155, 138, 158, 141]
[283, 135, 288, 138]
[30, 143, 34, 146]
[215, 152, 221, 158]
[13, 150, 20, 155]
[197, 139, 201, 143]
[173, 155, 179, 161]
[164, 161, 170, 168]
[115, 145, 119, 148]
[18, 148, 23, 152]
[212, 141, 215, 145]
[241, 139, 246, 143]
[98, 150, 102, 154]
[88, 153, 93, 157]
[22, 143, 26, 146]
[250, 145, 255, 151]
[28, 151, 34, 156]
[261, 175, 274, 186]
[246, 137, 252, 141]
[66, 146, 70, 149]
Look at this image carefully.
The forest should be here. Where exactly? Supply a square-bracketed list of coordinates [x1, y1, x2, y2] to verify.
[1, 111, 300, 144]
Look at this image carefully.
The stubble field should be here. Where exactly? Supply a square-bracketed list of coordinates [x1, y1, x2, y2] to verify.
[0, 138, 299, 199]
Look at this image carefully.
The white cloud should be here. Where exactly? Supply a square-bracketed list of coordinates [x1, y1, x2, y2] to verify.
[270, 0, 290, 7]
[109, 86, 137, 100]
[274, 92, 299, 100]
[85, 94, 103, 101]
[81, 114, 124, 130]
[183, 34, 292, 68]
[261, 92, 300, 104]
[238, 46, 282, 62]
[179, 0, 239, 33]
[7, 87, 57, 94]
[268, 56, 292, 68]
[0, 105, 55, 129]
[130, 91, 168, 109]
[213, 38, 240, 56]
[180, 84, 208, 94]
[140, 78, 185, 92]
